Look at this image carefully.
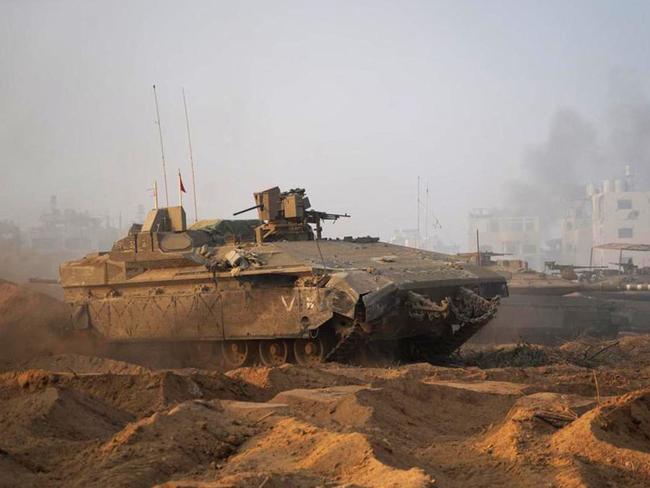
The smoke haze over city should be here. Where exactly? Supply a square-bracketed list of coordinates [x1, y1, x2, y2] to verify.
[2, 0, 650, 250]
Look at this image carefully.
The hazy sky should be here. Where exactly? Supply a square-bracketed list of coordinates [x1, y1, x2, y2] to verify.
[2, 0, 650, 248]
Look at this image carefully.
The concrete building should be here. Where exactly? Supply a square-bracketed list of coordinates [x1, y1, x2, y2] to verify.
[560, 198, 593, 266]
[556, 167, 650, 268]
[468, 168, 650, 271]
[467, 209, 543, 269]
[467, 165, 650, 270]
[590, 176, 650, 268]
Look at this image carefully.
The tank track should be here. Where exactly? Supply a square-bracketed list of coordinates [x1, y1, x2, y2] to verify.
[324, 287, 499, 365]
[405, 287, 500, 362]
[325, 323, 368, 364]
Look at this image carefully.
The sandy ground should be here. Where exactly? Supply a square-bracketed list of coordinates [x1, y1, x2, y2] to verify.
[1, 281, 649, 487]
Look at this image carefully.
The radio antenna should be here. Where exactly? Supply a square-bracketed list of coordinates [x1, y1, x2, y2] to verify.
[416, 176, 421, 249]
[182, 87, 199, 222]
[152, 84, 169, 206]
[425, 182, 429, 243]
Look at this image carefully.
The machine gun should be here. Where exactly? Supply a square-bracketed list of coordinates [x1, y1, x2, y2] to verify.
[234, 187, 349, 243]
[610, 257, 638, 275]
[544, 261, 607, 281]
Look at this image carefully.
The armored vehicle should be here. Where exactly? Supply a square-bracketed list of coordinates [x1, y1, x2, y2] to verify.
[457, 252, 621, 344]
[59, 187, 507, 368]
[574, 243, 650, 334]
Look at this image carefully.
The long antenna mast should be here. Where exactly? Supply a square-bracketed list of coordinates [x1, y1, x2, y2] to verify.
[425, 182, 429, 245]
[182, 87, 199, 222]
[416, 176, 421, 249]
[152, 84, 169, 206]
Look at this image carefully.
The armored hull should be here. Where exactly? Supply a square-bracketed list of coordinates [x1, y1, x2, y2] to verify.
[60, 188, 507, 367]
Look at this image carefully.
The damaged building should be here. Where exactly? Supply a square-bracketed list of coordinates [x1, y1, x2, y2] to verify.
[469, 166, 650, 270]
[467, 209, 543, 269]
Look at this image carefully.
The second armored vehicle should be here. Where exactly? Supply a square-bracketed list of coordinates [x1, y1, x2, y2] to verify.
[457, 252, 621, 344]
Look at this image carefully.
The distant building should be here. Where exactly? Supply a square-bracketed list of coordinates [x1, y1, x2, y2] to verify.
[390, 229, 459, 254]
[29, 196, 119, 253]
[473, 166, 650, 270]
[467, 209, 543, 269]
[560, 198, 593, 265]
[590, 172, 650, 268]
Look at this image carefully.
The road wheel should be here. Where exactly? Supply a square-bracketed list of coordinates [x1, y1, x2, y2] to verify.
[293, 337, 327, 365]
[221, 340, 252, 369]
[259, 340, 289, 367]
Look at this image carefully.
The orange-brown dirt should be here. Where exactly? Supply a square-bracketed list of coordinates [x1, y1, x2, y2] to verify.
[1, 282, 649, 487]
[0, 280, 71, 367]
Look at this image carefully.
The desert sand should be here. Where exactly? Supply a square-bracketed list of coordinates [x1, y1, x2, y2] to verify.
[1, 280, 649, 488]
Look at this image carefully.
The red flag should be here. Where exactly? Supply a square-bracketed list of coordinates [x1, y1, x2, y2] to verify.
[179, 172, 187, 193]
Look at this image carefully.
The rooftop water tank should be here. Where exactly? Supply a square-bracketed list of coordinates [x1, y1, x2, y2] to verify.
[614, 179, 625, 193]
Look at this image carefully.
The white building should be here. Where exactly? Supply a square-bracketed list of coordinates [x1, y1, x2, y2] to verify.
[470, 167, 650, 270]
[590, 177, 650, 268]
[558, 167, 650, 268]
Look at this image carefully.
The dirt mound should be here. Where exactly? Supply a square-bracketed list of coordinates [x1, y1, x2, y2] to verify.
[0, 280, 70, 364]
[273, 378, 522, 445]
[0, 374, 134, 485]
[218, 417, 434, 488]
[0, 369, 255, 418]
[156, 472, 322, 488]
[0, 280, 69, 330]
[0, 366, 262, 487]
[322, 362, 446, 383]
[596, 389, 650, 452]
[479, 392, 596, 462]
[2, 384, 131, 443]
[2, 339, 650, 487]
[0, 451, 39, 488]
[225, 364, 363, 400]
[561, 335, 650, 367]
[19, 354, 149, 375]
[552, 388, 650, 484]
[77, 400, 251, 488]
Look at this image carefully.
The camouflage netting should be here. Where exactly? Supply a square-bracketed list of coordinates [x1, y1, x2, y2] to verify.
[189, 219, 259, 242]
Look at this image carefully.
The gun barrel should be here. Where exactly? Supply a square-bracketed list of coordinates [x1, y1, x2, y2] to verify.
[233, 204, 262, 216]
[310, 211, 350, 220]
[28, 278, 60, 285]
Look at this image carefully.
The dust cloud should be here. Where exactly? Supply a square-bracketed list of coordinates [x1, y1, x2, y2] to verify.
[2, 2, 650, 248]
